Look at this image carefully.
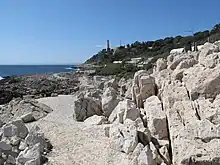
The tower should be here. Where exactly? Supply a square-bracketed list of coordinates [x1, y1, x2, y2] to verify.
[106, 40, 110, 51]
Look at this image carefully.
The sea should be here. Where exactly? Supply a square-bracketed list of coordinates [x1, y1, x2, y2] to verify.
[0, 65, 77, 80]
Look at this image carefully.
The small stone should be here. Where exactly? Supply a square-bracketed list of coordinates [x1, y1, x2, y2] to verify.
[3, 125, 18, 137]
[0, 141, 12, 151]
[11, 120, 28, 139]
[18, 140, 27, 151]
[21, 113, 35, 123]
[6, 155, 15, 164]
[10, 136, 20, 146]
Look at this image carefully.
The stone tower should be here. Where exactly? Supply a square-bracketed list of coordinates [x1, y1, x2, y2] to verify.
[106, 40, 110, 51]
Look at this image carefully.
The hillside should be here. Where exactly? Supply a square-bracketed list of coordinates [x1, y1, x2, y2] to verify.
[85, 23, 220, 77]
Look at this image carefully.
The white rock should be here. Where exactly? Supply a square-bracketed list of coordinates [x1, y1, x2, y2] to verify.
[108, 100, 140, 124]
[19, 140, 27, 151]
[159, 146, 171, 165]
[109, 123, 138, 154]
[155, 58, 167, 72]
[137, 145, 154, 165]
[199, 42, 219, 65]
[132, 70, 156, 108]
[102, 87, 120, 117]
[84, 115, 107, 125]
[16, 143, 41, 165]
[144, 96, 168, 140]
[183, 64, 220, 100]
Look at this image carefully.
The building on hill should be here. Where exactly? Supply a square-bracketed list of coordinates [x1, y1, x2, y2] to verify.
[170, 45, 204, 54]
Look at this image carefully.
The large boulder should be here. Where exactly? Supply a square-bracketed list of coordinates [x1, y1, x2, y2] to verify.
[108, 99, 140, 124]
[84, 115, 107, 125]
[162, 81, 190, 111]
[183, 64, 220, 100]
[73, 96, 102, 121]
[144, 96, 168, 140]
[132, 70, 156, 108]
[198, 42, 219, 65]
[173, 119, 220, 165]
[0, 98, 53, 124]
[102, 87, 120, 117]
[109, 123, 138, 154]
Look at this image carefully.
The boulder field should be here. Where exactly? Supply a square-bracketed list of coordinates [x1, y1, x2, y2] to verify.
[2, 41, 220, 164]
[72, 41, 220, 165]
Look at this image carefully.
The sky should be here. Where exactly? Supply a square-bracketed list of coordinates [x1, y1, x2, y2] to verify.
[0, 0, 220, 65]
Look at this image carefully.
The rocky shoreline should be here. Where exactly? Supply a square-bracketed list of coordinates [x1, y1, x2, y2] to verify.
[1, 41, 220, 164]
[0, 72, 81, 105]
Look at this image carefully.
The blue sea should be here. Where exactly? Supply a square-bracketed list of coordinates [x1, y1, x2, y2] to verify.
[0, 65, 76, 79]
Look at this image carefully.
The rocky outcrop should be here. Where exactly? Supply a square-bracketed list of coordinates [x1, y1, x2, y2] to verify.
[0, 119, 51, 165]
[0, 98, 53, 125]
[0, 72, 80, 105]
[102, 41, 220, 165]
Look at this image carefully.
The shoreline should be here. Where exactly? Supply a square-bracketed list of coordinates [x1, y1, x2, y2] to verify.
[0, 71, 83, 105]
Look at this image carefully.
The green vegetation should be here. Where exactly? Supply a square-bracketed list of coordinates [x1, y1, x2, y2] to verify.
[86, 23, 220, 77]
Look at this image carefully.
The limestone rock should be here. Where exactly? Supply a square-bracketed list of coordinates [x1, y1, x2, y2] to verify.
[0, 98, 53, 124]
[132, 70, 156, 108]
[108, 100, 140, 124]
[162, 81, 190, 111]
[173, 119, 220, 164]
[102, 87, 120, 117]
[144, 96, 168, 140]
[175, 58, 197, 70]
[21, 113, 35, 123]
[25, 126, 48, 153]
[168, 57, 187, 70]
[183, 64, 220, 100]
[199, 42, 219, 65]
[159, 146, 171, 165]
[73, 96, 102, 121]
[104, 78, 118, 90]
[109, 123, 138, 154]
[137, 145, 154, 165]
[16, 143, 41, 165]
[84, 115, 107, 125]
[155, 58, 167, 72]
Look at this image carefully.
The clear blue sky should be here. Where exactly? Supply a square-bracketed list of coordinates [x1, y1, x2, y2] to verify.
[0, 0, 219, 64]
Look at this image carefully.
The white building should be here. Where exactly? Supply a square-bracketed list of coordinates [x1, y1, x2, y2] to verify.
[170, 45, 204, 54]
[126, 57, 142, 64]
[113, 61, 122, 64]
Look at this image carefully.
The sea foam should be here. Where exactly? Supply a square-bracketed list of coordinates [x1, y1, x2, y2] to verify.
[0, 76, 4, 80]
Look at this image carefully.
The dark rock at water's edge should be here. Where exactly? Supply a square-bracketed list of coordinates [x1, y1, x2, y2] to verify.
[0, 72, 81, 105]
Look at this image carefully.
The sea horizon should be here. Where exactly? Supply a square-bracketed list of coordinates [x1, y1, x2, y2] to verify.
[0, 64, 78, 78]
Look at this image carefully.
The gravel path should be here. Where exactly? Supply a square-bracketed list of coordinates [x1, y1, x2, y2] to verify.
[27, 95, 129, 165]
